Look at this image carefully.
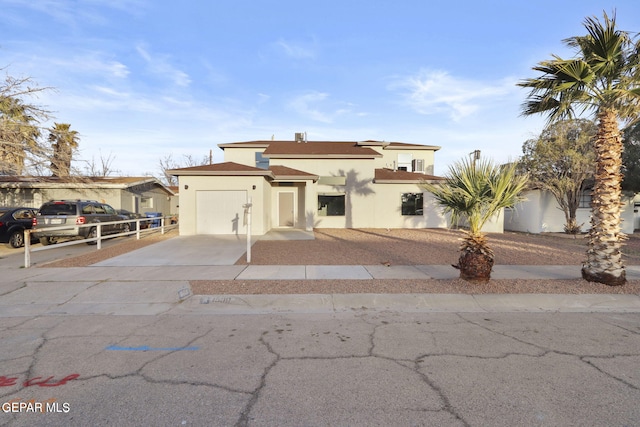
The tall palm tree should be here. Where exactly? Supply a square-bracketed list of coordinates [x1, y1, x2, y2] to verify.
[49, 123, 79, 177]
[422, 158, 528, 281]
[518, 11, 640, 286]
[0, 95, 40, 175]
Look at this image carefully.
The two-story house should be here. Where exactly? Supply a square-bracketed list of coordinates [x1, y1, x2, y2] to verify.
[169, 135, 446, 235]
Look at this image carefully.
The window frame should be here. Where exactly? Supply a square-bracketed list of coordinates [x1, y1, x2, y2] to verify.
[317, 195, 345, 217]
[401, 192, 424, 216]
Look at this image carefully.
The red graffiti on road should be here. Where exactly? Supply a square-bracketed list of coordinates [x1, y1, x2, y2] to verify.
[0, 374, 79, 388]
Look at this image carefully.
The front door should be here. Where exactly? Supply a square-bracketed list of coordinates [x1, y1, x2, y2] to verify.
[278, 192, 294, 227]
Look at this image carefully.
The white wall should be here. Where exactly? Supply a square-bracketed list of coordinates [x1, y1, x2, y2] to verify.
[505, 189, 636, 234]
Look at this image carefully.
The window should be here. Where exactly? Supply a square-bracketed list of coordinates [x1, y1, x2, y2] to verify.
[578, 191, 592, 208]
[398, 153, 413, 171]
[141, 197, 153, 208]
[318, 195, 345, 216]
[401, 193, 423, 215]
[255, 152, 269, 169]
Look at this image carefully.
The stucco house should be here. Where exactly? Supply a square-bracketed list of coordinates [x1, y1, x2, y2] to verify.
[169, 137, 448, 236]
[0, 176, 175, 216]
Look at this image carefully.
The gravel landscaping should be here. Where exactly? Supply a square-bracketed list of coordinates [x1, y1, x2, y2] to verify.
[216, 228, 640, 295]
[40, 227, 640, 295]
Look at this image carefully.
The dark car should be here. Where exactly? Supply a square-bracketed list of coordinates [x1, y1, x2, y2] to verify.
[116, 209, 149, 230]
[0, 207, 38, 248]
[33, 200, 129, 245]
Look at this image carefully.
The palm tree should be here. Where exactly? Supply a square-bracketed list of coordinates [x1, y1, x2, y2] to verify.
[422, 158, 528, 281]
[49, 123, 79, 177]
[0, 95, 41, 175]
[518, 11, 640, 286]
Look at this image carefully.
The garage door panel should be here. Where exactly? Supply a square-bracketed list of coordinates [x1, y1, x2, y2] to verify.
[196, 190, 247, 234]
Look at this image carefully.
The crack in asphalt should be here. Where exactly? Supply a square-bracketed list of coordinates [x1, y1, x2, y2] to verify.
[235, 331, 280, 427]
[457, 312, 640, 391]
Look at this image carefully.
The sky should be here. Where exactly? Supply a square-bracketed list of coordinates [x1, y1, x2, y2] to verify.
[1, 0, 639, 178]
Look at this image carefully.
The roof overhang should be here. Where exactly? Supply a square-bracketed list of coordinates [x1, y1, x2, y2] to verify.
[373, 168, 444, 184]
[383, 144, 441, 151]
[168, 169, 274, 178]
[262, 153, 381, 159]
[0, 176, 175, 195]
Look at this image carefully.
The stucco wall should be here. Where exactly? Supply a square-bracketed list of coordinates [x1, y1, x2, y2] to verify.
[223, 147, 266, 166]
[505, 189, 636, 234]
[223, 145, 438, 177]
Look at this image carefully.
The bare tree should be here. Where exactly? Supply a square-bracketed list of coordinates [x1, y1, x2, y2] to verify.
[83, 150, 120, 177]
[157, 153, 210, 186]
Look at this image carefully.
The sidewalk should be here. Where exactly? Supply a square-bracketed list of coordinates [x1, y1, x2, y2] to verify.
[1, 261, 640, 316]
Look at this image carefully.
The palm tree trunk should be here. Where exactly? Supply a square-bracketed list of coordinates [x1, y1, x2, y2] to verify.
[458, 231, 494, 282]
[581, 108, 626, 285]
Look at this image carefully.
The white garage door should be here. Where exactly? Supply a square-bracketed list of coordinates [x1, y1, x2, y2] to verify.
[196, 190, 247, 234]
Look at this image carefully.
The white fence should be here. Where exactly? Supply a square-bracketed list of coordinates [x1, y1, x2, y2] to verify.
[24, 216, 177, 268]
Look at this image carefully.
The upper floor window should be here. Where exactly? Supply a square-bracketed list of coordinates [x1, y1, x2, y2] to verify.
[255, 152, 269, 169]
[397, 153, 412, 171]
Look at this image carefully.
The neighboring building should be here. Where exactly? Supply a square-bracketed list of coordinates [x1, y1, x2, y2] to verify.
[168, 185, 179, 217]
[505, 189, 637, 234]
[169, 137, 447, 236]
[0, 176, 175, 216]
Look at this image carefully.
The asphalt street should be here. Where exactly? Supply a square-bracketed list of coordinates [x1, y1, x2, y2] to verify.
[1, 312, 639, 426]
[0, 233, 639, 426]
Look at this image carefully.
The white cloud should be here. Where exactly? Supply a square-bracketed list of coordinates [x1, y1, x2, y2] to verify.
[135, 44, 191, 87]
[286, 92, 368, 124]
[288, 91, 332, 123]
[391, 69, 514, 121]
[2, 0, 147, 28]
[275, 38, 316, 59]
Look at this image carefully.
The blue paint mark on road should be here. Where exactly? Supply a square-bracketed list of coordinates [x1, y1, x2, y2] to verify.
[105, 345, 199, 351]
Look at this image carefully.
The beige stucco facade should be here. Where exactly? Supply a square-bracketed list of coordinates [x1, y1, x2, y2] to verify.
[170, 139, 450, 236]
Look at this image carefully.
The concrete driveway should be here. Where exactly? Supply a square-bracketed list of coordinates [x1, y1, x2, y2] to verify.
[93, 235, 254, 267]
[92, 229, 314, 267]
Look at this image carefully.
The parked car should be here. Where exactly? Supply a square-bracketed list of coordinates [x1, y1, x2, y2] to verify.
[116, 209, 150, 230]
[33, 200, 129, 245]
[0, 207, 38, 248]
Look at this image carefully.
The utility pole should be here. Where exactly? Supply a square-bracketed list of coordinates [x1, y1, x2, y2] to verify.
[470, 149, 481, 167]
